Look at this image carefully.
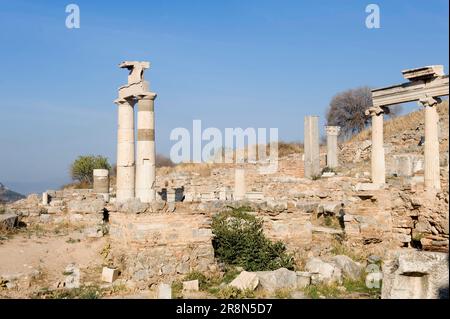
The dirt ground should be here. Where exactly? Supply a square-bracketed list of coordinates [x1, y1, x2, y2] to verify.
[0, 227, 107, 298]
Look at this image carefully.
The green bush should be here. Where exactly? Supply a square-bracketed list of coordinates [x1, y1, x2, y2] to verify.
[70, 155, 111, 185]
[212, 207, 294, 271]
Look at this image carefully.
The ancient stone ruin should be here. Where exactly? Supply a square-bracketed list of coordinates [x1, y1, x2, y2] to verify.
[1, 64, 448, 300]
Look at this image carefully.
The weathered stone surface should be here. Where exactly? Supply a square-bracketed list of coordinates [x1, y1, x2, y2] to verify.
[158, 283, 172, 299]
[255, 268, 297, 292]
[382, 250, 449, 299]
[331, 255, 363, 281]
[0, 213, 18, 230]
[355, 183, 384, 191]
[296, 272, 312, 289]
[117, 198, 149, 214]
[183, 280, 199, 292]
[64, 264, 80, 289]
[101, 267, 119, 283]
[229, 271, 259, 291]
[67, 198, 105, 214]
[305, 258, 342, 284]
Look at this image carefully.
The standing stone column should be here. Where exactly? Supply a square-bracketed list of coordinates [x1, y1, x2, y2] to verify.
[93, 169, 110, 201]
[115, 98, 136, 202]
[304, 116, 320, 179]
[234, 168, 246, 200]
[365, 106, 386, 185]
[135, 92, 157, 203]
[420, 96, 441, 192]
[325, 126, 340, 169]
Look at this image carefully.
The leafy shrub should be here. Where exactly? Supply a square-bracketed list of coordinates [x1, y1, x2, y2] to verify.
[70, 155, 111, 185]
[212, 207, 294, 271]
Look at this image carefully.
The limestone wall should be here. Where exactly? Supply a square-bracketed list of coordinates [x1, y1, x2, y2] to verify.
[108, 211, 215, 285]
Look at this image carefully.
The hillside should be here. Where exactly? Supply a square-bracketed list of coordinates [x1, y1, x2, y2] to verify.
[340, 99, 449, 169]
[0, 183, 25, 203]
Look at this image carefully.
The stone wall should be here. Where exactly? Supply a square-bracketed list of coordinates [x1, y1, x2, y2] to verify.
[108, 210, 214, 286]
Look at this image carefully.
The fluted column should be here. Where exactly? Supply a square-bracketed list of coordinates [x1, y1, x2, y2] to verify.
[365, 106, 386, 184]
[115, 98, 135, 202]
[135, 92, 157, 203]
[325, 126, 341, 168]
[420, 96, 441, 193]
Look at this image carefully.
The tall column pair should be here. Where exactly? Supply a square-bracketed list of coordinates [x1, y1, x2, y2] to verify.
[115, 89, 157, 203]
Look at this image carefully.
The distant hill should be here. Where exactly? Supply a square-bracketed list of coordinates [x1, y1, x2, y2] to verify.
[0, 182, 25, 203]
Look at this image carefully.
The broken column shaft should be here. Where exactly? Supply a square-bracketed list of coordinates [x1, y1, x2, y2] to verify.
[325, 126, 340, 169]
[304, 116, 320, 179]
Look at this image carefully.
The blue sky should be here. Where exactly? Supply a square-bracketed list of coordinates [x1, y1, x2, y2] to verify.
[0, 0, 448, 194]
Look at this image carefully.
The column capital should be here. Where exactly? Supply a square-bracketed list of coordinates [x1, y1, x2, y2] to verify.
[136, 92, 157, 101]
[365, 106, 388, 117]
[325, 126, 341, 136]
[113, 97, 135, 105]
[419, 96, 441, 107]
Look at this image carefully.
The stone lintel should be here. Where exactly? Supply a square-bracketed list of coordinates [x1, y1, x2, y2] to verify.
[371, 75, 449, 107]
[402, 65, 444, 81]
[118, 81, 150, 99]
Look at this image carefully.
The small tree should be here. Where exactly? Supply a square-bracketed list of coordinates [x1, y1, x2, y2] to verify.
[326, 86, 402, 140]
[212, 207, 294, 271]
[70, 155, 111, 185]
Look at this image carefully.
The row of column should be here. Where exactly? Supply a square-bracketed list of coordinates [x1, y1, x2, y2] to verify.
[304, 115, 341, 179]
[115, 93, 157, 203]
[367, 97, 441, 192]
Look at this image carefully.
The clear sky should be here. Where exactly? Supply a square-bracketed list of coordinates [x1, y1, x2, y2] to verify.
[0, 0, 448, 194]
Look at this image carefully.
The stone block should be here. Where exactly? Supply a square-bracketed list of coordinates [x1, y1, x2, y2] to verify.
[229, 271, 259, 291]
[382, 250, 449, 299]
[182, 280, 199, 292]
[101, 267, 119, 283]
[0, 213, 18, 230]
[64, 264, 80, 289]
[296, 272, 312, 289]
[255, 268, 297, 292]
[158, 283, 172, 299]
[355, 183, 384, 191]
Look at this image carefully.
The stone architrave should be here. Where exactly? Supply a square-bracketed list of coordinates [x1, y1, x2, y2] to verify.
[304, 116, 320, 179]
[371, 65, 449, 192]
